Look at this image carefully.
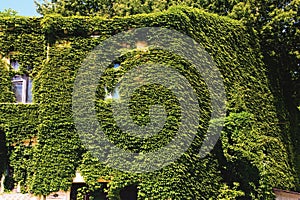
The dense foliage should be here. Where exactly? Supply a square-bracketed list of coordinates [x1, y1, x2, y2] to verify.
[35, 0, 300, 134]
[0, 9, 18, 17]
[35, 0, 299, 105]
[35, 0, 201, 17]
[0, 6, 298, 199]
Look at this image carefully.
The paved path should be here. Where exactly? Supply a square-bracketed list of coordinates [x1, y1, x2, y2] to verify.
[0, 193, 39, 200]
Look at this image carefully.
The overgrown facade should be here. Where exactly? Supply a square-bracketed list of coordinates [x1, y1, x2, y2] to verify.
[0, 7, 298, 199]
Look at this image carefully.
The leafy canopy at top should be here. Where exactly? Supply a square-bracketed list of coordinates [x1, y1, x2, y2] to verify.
[0, 8, 18, 17]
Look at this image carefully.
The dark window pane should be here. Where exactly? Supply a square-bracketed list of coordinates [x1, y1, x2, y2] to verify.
[120, 185, 137, 200]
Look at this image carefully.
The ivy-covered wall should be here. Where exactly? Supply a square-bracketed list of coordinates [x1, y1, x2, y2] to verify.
[0, 6, 298, 200]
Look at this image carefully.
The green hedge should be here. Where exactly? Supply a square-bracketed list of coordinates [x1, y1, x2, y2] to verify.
[0, 6, 297, 199]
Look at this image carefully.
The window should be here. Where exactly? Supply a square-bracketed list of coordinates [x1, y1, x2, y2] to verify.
[104, 86, 112, 100]
[112, 86, 119, 99]
[10, 60, 20, 71]
[104, 86, 120, 100]
[114, 63, 120, 69]
[12, 75, 33, 103]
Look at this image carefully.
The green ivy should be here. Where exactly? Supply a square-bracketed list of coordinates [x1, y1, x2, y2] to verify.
[0, 6, 297, 199]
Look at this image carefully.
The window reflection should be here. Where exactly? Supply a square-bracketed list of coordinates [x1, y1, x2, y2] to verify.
[11, 61, 20, 71]
[114, 63, 120, 69]
[27, 78, 33, 103]
[112, 86, 119, 99]
[12, 80, 23, 102]
[11, 75, 33, 103]
[104, 86, 120, 100]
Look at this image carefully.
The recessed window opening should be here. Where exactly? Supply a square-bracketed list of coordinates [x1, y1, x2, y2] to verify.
[12, 75, 33, 103]
[120, 185, 138, 200]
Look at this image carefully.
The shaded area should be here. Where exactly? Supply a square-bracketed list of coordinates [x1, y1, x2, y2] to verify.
[120, 185, 138, 200]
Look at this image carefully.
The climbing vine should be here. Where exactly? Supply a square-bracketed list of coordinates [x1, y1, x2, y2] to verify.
[0, 6, 297, 199]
